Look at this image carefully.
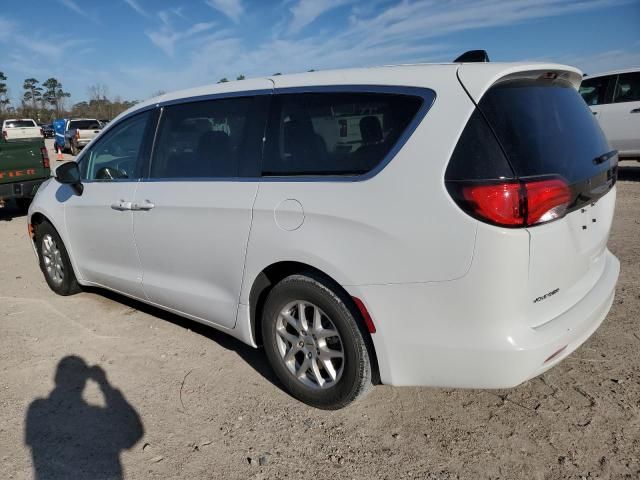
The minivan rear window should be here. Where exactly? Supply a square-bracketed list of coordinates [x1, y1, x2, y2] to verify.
[262, 92, 423, 176]
[477, 79, 612, 184]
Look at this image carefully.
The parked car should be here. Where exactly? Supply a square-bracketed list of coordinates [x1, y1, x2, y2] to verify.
[0, 137, 50, 210]
[41, 124, 55, 139]
[580, 68, 640, 160]
[2, 119, 43, 141]
[28, 60, 620, 409]
[53, 118, 102, 155]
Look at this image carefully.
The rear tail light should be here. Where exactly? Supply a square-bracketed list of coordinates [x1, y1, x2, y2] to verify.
[2, 130, 6, 140]
[40, 146, 50, 169]
[449, 178, 571, 228]
[40, 128, 44, 137]
[75, 130, 80, 140]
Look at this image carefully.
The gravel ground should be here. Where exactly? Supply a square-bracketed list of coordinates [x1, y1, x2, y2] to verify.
[0, 161, 638, 480]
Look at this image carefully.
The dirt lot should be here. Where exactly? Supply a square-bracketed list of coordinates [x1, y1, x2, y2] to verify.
[0, 162, 639, 480]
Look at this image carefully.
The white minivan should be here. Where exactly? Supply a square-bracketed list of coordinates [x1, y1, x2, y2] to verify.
[28, 61, 620, 409]
[580, 68, 640, 160]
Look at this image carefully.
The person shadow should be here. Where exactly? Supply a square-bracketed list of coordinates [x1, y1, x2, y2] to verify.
[25, 356, 144, 480]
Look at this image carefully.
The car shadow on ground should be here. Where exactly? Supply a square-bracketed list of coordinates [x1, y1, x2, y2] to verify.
[24, 355, 144, 480]
[82, 287, 283, 392]
[618, 163, 640, 182]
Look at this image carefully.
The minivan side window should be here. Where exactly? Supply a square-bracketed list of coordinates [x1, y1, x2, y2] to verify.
[149, 96, 268, 179]
[579, 75, 614, 106]
[262, 92, 423, 176]
[80, 110, 152, 181]
[613, 72, 640, 103]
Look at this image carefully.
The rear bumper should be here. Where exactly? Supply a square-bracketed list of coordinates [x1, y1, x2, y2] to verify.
[347, 249, 619, 387]
[0, 179, 45, 200]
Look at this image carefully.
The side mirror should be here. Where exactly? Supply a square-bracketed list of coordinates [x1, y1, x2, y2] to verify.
[55, 162, 83, 195]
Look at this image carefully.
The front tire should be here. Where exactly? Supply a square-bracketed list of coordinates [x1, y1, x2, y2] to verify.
[35, 221, 81, 296]
[262, 274, 372, 409]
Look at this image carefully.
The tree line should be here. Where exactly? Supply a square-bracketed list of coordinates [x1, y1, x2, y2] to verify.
[0, 72, 137, 124]
[0, 69, 319, 123]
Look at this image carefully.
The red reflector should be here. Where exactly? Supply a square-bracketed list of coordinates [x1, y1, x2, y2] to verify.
[40, 147, 50, 169]
[352, 297, 376, 334]
[460, 178, 571, 227]
[544, 345, 567, 364]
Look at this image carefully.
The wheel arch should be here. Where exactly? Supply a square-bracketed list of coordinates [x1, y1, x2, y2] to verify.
[248, 260, 380, 384]
[29, 210, 84, 284]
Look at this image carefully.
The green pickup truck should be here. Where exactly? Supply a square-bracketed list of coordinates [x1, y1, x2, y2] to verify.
[0, 138, 51, 210]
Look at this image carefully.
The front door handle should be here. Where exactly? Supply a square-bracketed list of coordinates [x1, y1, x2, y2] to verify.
[131, 200, 155, 211]
[111, 200, 132, 211]
[631, 108, 640, 113]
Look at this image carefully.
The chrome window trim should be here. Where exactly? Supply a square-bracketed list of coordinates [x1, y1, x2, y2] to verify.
[101, 85, 436, 184]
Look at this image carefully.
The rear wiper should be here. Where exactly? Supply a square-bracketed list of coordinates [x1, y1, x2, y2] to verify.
[593, 150, 618, 165]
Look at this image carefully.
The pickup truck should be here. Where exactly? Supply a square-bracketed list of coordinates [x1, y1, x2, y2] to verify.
[2, 119, 43, 142]
[0, 138, 50, 210]
[54, 118, 102, 155]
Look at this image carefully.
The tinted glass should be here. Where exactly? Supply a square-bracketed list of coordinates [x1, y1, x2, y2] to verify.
[613, 72, 640, 103]
[579, 76, 612, 106]
[150, 96, 267, 179]
[445, 108, 513, 181]
[5, 120, 37, 128]
[478, 79, 612, 184]
[262, 92, 423, 176]
[80, 111, 152, 181]
[69, 120, 101, 130]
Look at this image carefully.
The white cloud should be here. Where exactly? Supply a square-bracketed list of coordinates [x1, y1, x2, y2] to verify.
[130, 0, 631, 99]
[123, 0, 150, 18]
[288, 0, 351, 34]
[3, 0, 636, 103]
[58, 0, 99, 23]
[205, 0, 244, 23]
[146, 13, 216, 58]
[538, 50, 640, 76]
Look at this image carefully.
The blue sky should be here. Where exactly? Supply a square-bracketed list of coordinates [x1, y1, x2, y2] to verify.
[1, 0, 639, 105]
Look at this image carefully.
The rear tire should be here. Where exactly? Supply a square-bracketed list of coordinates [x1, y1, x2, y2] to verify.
[261, 274, 372, 409]
[35, 221, 81, 296]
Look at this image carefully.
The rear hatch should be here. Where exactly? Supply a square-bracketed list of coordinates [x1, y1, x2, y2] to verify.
[452, 66, 617, 328]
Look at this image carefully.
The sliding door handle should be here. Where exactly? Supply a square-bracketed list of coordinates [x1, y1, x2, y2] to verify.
[111, 200, 132, 211]
[132, 200, 155, 211]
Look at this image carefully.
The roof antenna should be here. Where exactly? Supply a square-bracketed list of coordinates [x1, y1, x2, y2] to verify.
[454, 50, 490, 63]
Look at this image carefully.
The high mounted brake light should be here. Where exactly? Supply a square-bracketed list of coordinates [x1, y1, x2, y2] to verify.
[450, 178, 571, 228]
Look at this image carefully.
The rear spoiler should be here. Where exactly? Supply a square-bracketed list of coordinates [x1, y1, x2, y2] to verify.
[457, 63, 584, 103]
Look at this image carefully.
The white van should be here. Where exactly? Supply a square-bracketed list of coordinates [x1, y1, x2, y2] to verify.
[580, 68, 640, 160]
[28, 61, 620, 409]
